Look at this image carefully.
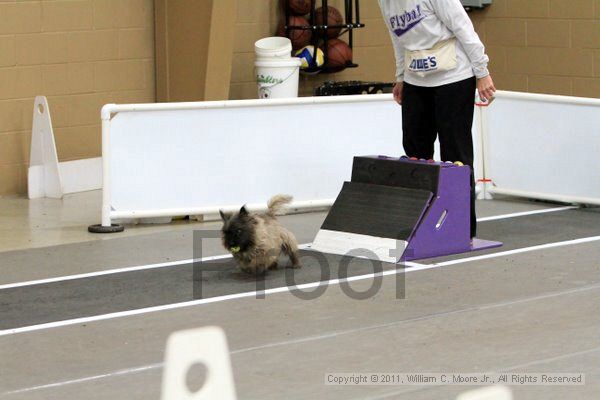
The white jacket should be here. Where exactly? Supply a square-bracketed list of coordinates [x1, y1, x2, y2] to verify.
[378, 0, 489, 87]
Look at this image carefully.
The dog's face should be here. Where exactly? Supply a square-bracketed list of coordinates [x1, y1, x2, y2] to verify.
[220, 206, 255, 253]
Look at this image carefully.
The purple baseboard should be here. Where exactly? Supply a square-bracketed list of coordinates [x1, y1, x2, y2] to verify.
[471, 238, 504, 252]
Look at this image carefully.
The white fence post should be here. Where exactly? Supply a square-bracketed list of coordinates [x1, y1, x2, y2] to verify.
[475, 94, 494, 200]
[27, 96, 103, 199]
[28, 96, 62, 199]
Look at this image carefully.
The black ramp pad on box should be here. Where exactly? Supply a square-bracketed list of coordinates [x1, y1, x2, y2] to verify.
[352, 156, 441, 194]
[321, 181, 433, 241]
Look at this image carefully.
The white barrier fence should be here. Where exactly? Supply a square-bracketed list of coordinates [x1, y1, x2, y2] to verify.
[98, 94, 484, 228]
[482, 91, 600, 205]
[27, 91, 599, 229]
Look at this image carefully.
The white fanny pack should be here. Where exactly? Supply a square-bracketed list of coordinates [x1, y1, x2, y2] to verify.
[405, 38, 457, 77]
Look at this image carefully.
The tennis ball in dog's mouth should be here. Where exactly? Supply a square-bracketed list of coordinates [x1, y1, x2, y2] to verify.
[230, 246, 241, 254]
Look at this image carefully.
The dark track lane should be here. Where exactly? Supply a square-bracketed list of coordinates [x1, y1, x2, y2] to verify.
[0, 251, 399, 330]
[1, 208, 598, 331]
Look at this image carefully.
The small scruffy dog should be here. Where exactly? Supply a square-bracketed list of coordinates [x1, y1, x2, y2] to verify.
[220, 194, 301, 274]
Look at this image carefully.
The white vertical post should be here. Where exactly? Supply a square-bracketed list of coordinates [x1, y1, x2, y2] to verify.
[475, 94, 494, 200]
[474, 103, 485, 199]
[101, 105, 115, 227]
[29, 96, 103, 200]
[28, 96, 62, 199]
[88, 105, 123, 233]
[479, 101, 494, 200]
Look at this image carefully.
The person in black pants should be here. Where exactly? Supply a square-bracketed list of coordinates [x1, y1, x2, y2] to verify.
[379, 0, 496, 239]
[402, 77, 479, 238]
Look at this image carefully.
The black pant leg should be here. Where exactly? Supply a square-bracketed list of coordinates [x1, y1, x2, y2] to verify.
[401, 82, 438, 159]
[433, 77, 477, 238]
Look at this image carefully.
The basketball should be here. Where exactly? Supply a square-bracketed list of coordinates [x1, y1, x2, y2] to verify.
[324, 38, 352, 70]
[314, 6, 344, 38]
[280, 0, 313, 16]
[276, 15, 312, 49]
[294, 45, 325, 69]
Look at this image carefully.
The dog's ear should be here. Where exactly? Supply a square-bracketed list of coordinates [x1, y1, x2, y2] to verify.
[239, 205, 248, 216]
[219, 209, 230, 222]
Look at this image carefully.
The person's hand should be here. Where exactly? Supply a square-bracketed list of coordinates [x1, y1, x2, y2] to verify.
[393, 81, 404, 105]
[477, 75, 496, 103]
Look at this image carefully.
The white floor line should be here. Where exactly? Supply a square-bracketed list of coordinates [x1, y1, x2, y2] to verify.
[1, 235, 600, 337]
[429, 235, 600, 268]
[476, 205, 577, 222]
[0, 258, 197, 290]
[0, 243, 313, 290]
[0, 363, 163, 396]
[364, 345, 600, 400]
[231, 282, 600, 356]
[0, 205, 578, 290]
[0, 262, 420, 337]
[502, 344, 600, 371]
[5, 283, 600, 397]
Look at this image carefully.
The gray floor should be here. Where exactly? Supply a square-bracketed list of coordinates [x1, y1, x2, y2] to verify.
[0, 198, 599, 399]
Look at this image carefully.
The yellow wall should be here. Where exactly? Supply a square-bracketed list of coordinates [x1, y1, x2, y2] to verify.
[155, 0, 213, 102]
[231, 0, 599, 99]
[0, 0, 155, 196]
[470, 0, 600, 97]
[230, 0, 281, 99]
[155, 0, 237, 102]
[1, 0, 598, 196]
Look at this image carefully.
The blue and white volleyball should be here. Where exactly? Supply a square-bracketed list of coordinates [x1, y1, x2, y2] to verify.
[294, 45, 325, 69]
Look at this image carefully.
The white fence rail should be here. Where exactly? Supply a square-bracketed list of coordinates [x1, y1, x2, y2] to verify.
[100, 95, 412, 226]
[29, 90, 599, 229]
[483, 91, 600, 205]
[97, 91, 599, 227]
